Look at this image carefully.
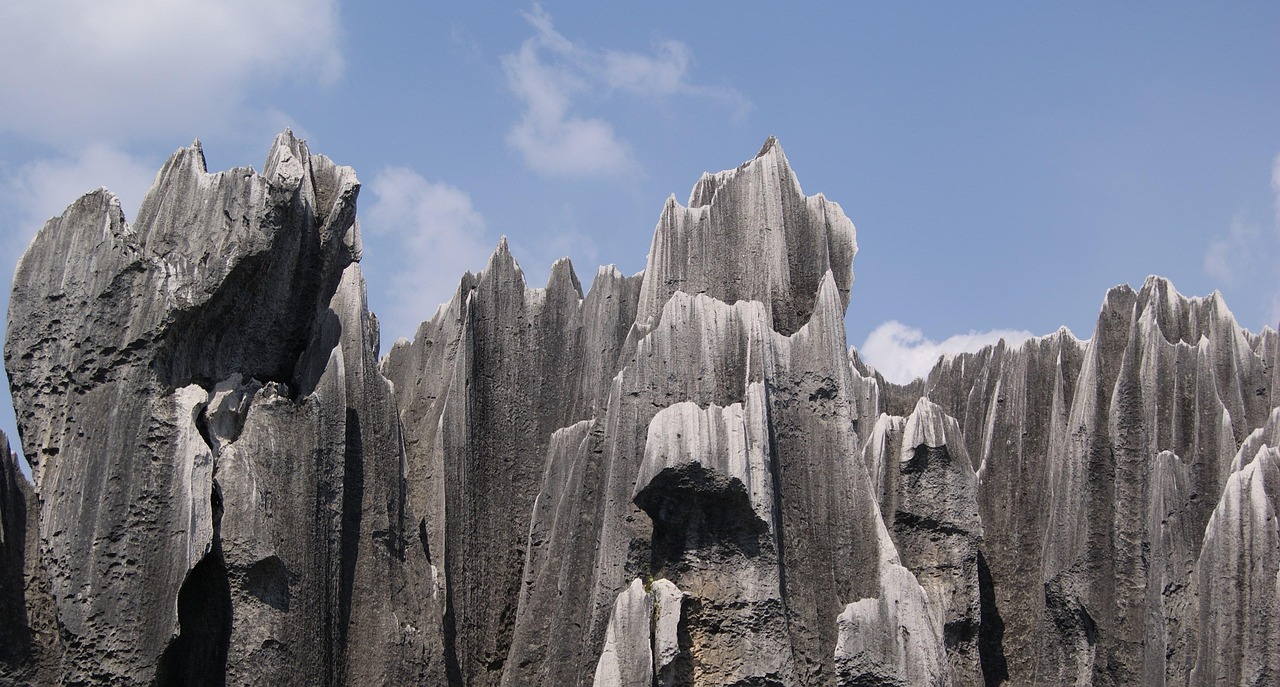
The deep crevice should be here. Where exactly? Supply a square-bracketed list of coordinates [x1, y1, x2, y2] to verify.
[634, 463, 768, 574]
[154, 481, 231, 687]
[335, 408, 364, 684]
[976, 552, 1008, 685]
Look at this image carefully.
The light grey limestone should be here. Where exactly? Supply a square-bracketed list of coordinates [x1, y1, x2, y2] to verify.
[593, 578, 656, 687]
[1191, 446, 1280, 685]
[910, 277, 1279, 686]
[5, 132, 437, 685]
[858, 396, 985, 685]
[5, 132, 1279, 687]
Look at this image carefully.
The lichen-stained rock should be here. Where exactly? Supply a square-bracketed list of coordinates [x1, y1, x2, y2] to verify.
[634, 381, 793, 685]
[1143, 450, 1200, 686]
[0, 433, 59, 686]
[383, 244, 645, 687]
[835, 518, 950, 687]
[0, 437, 32, 677]
[500, 145, 887, 687]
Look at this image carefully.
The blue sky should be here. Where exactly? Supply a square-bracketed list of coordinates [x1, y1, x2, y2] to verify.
[1, 2, 1278, 466]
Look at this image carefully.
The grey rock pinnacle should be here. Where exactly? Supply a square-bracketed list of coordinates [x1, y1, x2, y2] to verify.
[2, 134, 1277, 686]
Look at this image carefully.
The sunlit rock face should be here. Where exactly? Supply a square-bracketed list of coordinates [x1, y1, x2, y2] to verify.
[3, 134, 1277, 686]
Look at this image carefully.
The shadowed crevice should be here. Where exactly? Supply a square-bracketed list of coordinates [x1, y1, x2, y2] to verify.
[335, 408, 364, 683]
[634, 463, 767, 574]
[977, 551, 1008, 685]
[154, 482, 232, 687]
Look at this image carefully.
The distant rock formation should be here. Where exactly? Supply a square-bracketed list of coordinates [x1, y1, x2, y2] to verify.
[1, 134, 1276, 685]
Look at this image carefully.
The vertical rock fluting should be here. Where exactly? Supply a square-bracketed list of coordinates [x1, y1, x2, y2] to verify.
[860, 397, 984, 686]
[890, 277, 1280, 686]
[4, 133, 1279, 686]
[5, 133, 437, 685]
[0, 432, 60, 686]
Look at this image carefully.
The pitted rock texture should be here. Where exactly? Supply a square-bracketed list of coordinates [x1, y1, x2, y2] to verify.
[5, 133, 439, 686]
[3, 133, 1279, 687]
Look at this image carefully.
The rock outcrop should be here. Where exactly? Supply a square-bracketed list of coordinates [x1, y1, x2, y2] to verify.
[5, 133, 440, 685]
[2, 133, 1277, 686]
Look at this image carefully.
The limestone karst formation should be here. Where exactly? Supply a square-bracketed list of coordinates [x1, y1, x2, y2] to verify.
[0, 133, 1277, 686]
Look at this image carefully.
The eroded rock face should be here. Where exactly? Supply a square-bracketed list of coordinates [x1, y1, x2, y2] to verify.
[860, 397, 984, 686]
[3, 133, 1278, 686]
[889, 278, 1280, 686]
[5, 133, 438, 685]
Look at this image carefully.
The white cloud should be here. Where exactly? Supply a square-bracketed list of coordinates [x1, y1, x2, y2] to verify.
[1, 143, 157, 253]
[502, 5, 746, 177]
[1273, 153, 1280, 222]
[361, 166, 492, 344]
[1205, 153, 1280, 328]
[859, 321, 1034, 384]
[0, 0, 342, 145]
[1204, 215, 1262, 284]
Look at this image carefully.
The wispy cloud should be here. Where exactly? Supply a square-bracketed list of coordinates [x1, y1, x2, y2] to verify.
[0, 0, 342, 146]
[859, 321, 1034, 384]
[1, 144, 157, 253]
[1205, 215, 1262, 284]
[361, 167, 492, 344]
[1204, 153, 1280, 328]
[502, 4, 747, 178]
[1272, 155, 1280, 326]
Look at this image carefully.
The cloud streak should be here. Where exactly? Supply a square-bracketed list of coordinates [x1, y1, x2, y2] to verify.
[0, 0, 342, 146]
[858, 321, 1034, 384]
[1204, 153, 1280, 329]
[502, 5, 747, 178]
[1, 144, 157, 253]
[361, 166, 492, 344]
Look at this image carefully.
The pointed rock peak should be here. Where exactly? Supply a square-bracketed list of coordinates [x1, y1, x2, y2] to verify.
[160, 139, 209, 177]
[790, 269, 848, 341]
[1140, 274, 1177, 294]
[1102, 282, 1138, 307]
[1094, 282, 1141, 336]
[755, 135, 781, 160]
[496, 235, 510, 254]
[1208, 289, 1238, 323]
[595, 264, 624, 282]
[686, 138, 796, 208]
[546, 256, 584, 299]
[482, 235, 523, 282]
[901, 396, 967, 458]
[274, 127, 298, 147]
[262, 129, 311, 185]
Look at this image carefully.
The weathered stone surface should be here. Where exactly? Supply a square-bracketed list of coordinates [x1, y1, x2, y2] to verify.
[639, 136, 856, 337]
[592, 578, 656, 687]
[5, 132, 436, 685]
[4, 133, 1279, 686]
[0, 433, 59, 686]
[1191, 445, 1280, 685]
[893, 277, 1280, 686]
[861, 397, 984, 686]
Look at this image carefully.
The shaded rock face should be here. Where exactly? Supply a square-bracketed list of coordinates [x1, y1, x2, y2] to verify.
[897, 279, 1280, 686]
[5, 133, 440, 685]
[3, 133, 1279, 687]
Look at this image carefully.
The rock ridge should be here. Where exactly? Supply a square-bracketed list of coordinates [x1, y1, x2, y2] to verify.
[1, 133, 1277, 686]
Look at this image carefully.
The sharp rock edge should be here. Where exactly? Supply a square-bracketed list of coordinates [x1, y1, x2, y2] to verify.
[2, 133, 1277, 686]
